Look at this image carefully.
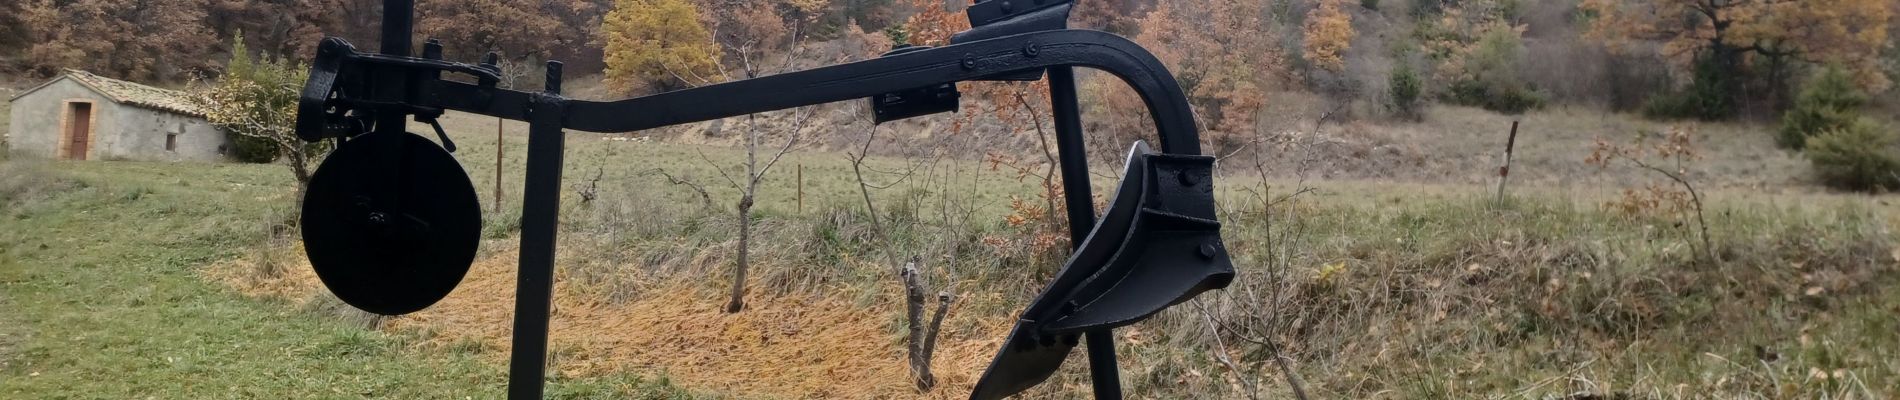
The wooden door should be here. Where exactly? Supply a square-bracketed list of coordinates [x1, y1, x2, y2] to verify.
[67, 103, 91, 160]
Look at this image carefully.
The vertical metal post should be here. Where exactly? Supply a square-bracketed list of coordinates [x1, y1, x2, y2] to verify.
[507, 61, 565, 400]
[375, 0, 414, 135]
[1048, 66, 1121, 399]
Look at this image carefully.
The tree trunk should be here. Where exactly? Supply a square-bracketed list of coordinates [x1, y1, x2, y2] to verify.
[285, 143, 314, 212]
[901, 258, 936, 390]
[726, 194, 753, 313]
[729, 115, 762, 313]
[922, 291, 951, 367]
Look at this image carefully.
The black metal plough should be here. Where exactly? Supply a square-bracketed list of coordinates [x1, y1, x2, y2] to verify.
[292, 0, 1234, 398]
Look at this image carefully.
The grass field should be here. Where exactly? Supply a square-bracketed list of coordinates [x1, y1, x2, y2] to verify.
[0, 161, 700, 398]
[3, 108, 1899, 398]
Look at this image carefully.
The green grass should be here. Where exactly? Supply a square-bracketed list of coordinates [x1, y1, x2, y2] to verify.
[0, 161, 704, 399]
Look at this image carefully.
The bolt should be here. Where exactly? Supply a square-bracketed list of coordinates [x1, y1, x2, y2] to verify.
[1178, 170, 1201, 186]
[1023, 42, 1039, 57]
[1001, 1, 1013, 12]
[961, 55, 977, 70]
[1199, 242, 1218, 259]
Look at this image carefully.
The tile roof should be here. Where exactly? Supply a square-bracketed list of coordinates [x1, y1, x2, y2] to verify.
[12, 69, 205, 117]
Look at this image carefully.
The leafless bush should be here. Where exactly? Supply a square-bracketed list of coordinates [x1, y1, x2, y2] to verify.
[1183, 110, 1343, 400]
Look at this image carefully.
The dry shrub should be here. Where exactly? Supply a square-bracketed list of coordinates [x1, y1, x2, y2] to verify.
[1587, 125, 1711, 259]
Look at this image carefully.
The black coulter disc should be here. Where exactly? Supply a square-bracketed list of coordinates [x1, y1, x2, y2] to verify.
[301, 131, 482, 316]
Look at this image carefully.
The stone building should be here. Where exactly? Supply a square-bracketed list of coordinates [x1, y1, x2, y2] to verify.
[7, 70, 229, 162]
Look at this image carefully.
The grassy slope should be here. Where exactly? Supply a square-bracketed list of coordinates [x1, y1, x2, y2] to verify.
[0, 161, 697, 399]
[1167, 191, 1900, 398]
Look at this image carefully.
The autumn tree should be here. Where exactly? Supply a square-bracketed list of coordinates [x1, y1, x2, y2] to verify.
[205, 0, 343, 60]
[1302, 0, 1356, 73]
[1071, 0, 1146, 34]
[1414, 0, 1541, 114]
[0, 1, 30, 51]
[199, 33, 327, 200]
[900, 0, 968, 47]
[1130, 0, 1285, 148]
[293, 0, 385, 58]
[19, 0, 218, 81]
[1582, 0, 1894, 117]
[600, 0, 721, 93]
[820, 0, 901, 33]
[417, 0, 564, 65]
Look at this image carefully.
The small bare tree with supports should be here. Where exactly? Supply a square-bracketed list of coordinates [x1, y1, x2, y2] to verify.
[845, 99, 985, 390]
[848, 118, 958, 390]
[657, 2, 827, 313]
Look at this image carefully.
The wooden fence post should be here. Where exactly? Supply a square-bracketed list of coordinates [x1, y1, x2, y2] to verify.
[1495, 120, 1519, 205]
[496, 117, 505, 212]
[796, 163, 804, 214]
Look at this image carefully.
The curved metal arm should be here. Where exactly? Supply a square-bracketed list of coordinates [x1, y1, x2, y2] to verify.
[428, 29, 1204, 155]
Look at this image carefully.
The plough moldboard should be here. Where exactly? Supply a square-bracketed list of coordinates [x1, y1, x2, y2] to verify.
[292, 0, 1235, 398]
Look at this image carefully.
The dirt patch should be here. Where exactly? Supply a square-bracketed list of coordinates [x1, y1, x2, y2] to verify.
[210, 242, 1016, 399]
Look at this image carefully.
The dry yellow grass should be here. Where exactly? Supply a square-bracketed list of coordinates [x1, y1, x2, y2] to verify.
[199, 241, 323, 304]
[211, 240, 1023, 399]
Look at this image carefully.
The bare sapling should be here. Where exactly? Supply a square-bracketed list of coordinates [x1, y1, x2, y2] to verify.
[1192, 110, 1340, 400]
[1587, 125, 1714, 262]
[849, 120, 954, 391]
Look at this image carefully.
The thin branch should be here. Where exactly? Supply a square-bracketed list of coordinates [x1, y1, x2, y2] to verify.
[642, 168, 714, 210]
[754, 107, 814, 183]
[694, 146, 744, 190]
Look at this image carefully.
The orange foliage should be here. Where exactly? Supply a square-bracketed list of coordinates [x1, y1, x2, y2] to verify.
[18, 0, 217, 81]
[1587, 125, 1703, 218]
[600, 0, 720, 92]
[417, 0, 563, 61]
[1132, 0, 1285, 143]
[984, 153, 1071, 259]
[1302, 0, 1356, 73]
[901, 0, 968, 47]
[1582, 0, 1894, 91]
